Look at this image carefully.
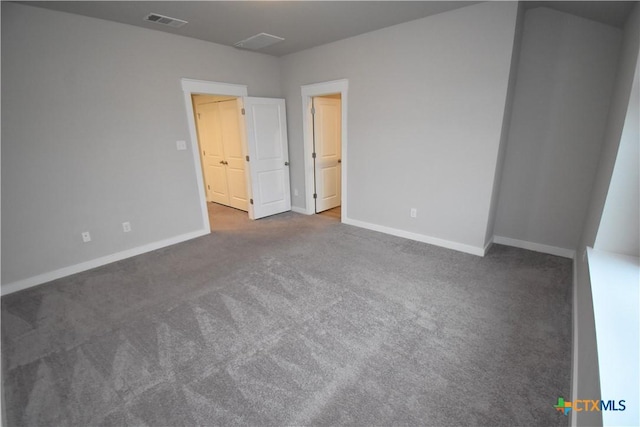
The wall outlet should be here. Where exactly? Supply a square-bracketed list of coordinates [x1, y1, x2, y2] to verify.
[122, 222, 132, 233]
[176, 140, 187, 151]
[81, 231, 91, 243]
[294, 188, 299, 196]
[410, 208, 417, 218]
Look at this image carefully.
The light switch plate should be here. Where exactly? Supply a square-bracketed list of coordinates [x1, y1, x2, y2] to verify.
[176, 140, 187, 151]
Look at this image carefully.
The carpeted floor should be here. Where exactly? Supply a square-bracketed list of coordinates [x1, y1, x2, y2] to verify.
[1, 209, 572, 426]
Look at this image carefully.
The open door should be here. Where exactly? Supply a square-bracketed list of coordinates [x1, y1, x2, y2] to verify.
[242, 97, 291, 219]
[313, 97, 342, 213]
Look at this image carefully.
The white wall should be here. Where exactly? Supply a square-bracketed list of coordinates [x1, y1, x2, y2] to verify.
[483, 3, 525, 246]
[1, 3, 281, 288]
[572, 4, 639, 427]
[494, 8, 621, 253]
[281, 1, 519, 252]
[595, 60, 639, 257]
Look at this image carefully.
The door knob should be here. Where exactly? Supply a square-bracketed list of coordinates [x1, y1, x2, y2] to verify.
[338, 159, 342, 163]
[285, 161, 289, 166]
[220, 160, 225, 165]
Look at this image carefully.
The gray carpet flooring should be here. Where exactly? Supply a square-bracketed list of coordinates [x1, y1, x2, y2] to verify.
[2, 208, 572, 426]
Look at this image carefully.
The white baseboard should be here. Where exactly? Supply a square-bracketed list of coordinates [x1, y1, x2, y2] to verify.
[1, 228, 210, 296]
[484, 235, 494, 254]
[291, 206, 311, 215]
[493, 236, 576, 259]
[342, 217, 486, 256]
[570, 256, 579, 427]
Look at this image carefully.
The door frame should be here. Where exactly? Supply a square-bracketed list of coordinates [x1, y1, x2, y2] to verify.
[181, 78, 248, 231]
[301, 79, 349, 220]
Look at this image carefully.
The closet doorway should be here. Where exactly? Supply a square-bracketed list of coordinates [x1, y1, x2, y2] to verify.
[182, 78, 292, 231]
[192, 95, 248, 212]
[301, 79, 348, 221]
[312, 94, 342, 215]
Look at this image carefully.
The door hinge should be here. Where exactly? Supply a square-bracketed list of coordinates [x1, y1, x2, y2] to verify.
[203, 150, 205, 156]
[245, 155, 250, 161]
[312, 152, 316, 159]
[311, 107, 316, 115]
[241, 108, 246, 115]
[207, 185, 210, 190]
[313, 193, 317, 199]
[197, 113, 201, 119]
[250, 198, 254, 205]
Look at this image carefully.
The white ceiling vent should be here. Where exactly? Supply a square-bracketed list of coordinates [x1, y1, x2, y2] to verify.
[234, 33, 285, 51]
[144, 13, 188, 28]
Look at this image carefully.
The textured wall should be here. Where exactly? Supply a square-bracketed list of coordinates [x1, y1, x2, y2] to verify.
[1, 3, 281, 285]
[494, 7, 621, 252]
[280, 2, 519, 250]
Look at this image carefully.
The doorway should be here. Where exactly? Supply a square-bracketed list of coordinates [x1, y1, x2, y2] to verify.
[192, 94, 249, 212]
[181, 78, 292, 232]
[312, 94, 342, 217]
[301, 79, 348, 222]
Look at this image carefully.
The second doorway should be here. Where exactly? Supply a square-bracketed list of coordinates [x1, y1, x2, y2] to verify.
[312, 94, 342, 214]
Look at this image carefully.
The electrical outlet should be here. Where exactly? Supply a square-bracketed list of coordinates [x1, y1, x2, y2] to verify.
[410, 208, 417, 218]
[122, 222, 132, 233]
[176, 140, 187, 151]
[82, 231, 91, 243]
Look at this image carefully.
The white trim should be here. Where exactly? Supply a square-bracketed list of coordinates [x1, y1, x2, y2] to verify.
[180, 78, 249, 230]
[483, 235, 494, 255]
[291, 206, 309, 214]
[343, 217, 486, 256]
[570, 255, 579, 427]
[1, 229, 210, 296]
[301, 79, 348, 221]
[587, 248, 640, 426]
[493, 236, 576, 259]
[181, 79, 248, 97]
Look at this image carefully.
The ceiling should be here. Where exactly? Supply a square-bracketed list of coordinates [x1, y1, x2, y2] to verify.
[17, 1, 638, 57]
[524, 1, 636, 28]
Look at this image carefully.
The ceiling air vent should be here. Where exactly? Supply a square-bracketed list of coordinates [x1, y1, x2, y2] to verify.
[144, 13, 188, 28]
[234, 33, 285, 51]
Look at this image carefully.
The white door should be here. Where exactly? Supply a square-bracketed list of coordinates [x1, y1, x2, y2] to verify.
[219, 99, 248, 211]
[313, 97, 342, 213]
[242, 97, 291, 219]
[194, 101, 229, 205]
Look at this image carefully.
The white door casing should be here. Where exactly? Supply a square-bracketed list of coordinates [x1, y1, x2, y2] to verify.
[182, 79, 248, 232]
[313, 97, 342, 213]
[242, 97, 291, 219]
[301, 79, 349, 220]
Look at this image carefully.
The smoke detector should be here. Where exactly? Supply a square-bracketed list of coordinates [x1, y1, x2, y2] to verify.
[144, 13, 188, 28]
[234, 33, 285, 51]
